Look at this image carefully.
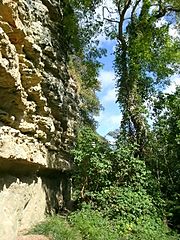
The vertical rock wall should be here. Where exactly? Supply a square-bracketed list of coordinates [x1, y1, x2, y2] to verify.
[0, 0, 79, 239]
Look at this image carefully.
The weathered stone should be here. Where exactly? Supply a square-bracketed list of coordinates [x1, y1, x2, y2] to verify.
[0, 0, 79, 239]
[0, 0, 79, 160]
[0, 175, 46, 240]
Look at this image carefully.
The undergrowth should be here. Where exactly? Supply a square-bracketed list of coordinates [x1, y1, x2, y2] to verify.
[30, 215, 82, 240]
[31, 206, 179, 240]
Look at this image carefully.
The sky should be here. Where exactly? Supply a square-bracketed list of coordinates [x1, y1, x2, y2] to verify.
[94, 1, 180, 138]
[94, 40, 121, 137]
[94, 0, 121, 137]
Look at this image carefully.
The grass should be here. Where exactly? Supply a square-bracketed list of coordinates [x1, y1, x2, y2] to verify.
[30, 216, 82, 240]
[30, 208, 180, 240]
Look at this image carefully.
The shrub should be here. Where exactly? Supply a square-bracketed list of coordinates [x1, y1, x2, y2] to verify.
[30, 211, 179, 240]
[30, 216, 82, 240]
[118, 216, 180, 240]
[94, 186, 157, 221]
[69, 205, 121, 240]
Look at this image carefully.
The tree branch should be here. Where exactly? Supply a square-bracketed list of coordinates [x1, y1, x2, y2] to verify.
[103, 6, 118, 15]
[102, 6, 119, 23]
[118, 0, 132, 42]
[103, 17, 119, 24]
[131, 0, 141, 22]
[154, 5, 180, 18]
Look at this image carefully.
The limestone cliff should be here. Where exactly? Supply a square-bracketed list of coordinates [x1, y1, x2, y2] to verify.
[0, 0, 79, 239]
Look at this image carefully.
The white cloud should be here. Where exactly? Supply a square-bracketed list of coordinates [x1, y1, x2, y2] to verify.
[96, 0, 115, 17]
[96, 33, 109, 44]
[94, 110, 104, 122]
[105, 0, 115, 10]
[156, 18, 167, 28]
[108, 114, 122, 125]
[102, 88, 117, 103]
[164, 75, 180, 94]
[155, 17, 179, 38]
[98, 70, 115, 89]
[95, 110, 122, 137]
[169, 26, 179, 38]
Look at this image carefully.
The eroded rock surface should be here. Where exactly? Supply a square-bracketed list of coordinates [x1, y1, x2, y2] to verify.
[0, 0, 79, 239]
[0, 0, 79, 168]
[0, 176, 46, 239]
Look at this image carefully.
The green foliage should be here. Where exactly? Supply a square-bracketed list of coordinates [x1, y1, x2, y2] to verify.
[30, 211, 180, 240]
[70, 0, 102, 11]
[111, 141, 151, 187]
[69, 205, 121, 240]
[111, 0, 180, 157]
[72, 127, 165, 224]
[71, 206, 180, 240]
[30, 216, 82, 240]
[119, 216, 180, 240]
[150, 87, 180, 229]
[62, 0, 180, 238]
[72, 127, 112, 198]
[59, 0, 106, 127]
[69, 55, 103, 128]
[70, 112, 180, 238]
[57, 1, 80, 56]
[60, 0, 103, 56]
[95, 186, 158, 220]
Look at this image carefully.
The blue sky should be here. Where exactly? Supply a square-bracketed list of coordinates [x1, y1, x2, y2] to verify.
[95, 40, 122, 137]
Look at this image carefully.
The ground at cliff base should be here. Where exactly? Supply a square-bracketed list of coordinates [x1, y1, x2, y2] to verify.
[17, 235, 50, 240]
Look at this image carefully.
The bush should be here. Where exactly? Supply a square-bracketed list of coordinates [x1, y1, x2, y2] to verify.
[94, 186, 157, 221]
[72, 127, 112, 199]
[69, 204, 121, 240]
[118, 216, 180, 240]
[30, 210, 179, 240]
[69, 204, 179, 240]
[30, 216, 82, 240]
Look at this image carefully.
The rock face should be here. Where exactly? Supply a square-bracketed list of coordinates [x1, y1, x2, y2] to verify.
[0, 0, 79, 239]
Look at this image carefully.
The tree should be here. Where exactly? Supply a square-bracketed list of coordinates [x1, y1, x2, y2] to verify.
[72, 127, 112, 200]
[60, 0, 106, 128]
[68, 0, 180, 235]
[103, 0, 179, 158]
[151, 87, 180, 229]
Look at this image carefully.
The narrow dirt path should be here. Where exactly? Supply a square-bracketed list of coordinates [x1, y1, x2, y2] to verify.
[17, 235, 51, 240]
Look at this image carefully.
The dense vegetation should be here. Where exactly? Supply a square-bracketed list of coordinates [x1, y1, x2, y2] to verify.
[33, 0, 180, 239]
